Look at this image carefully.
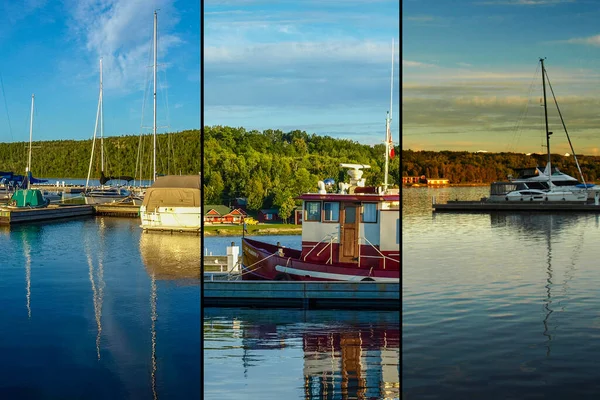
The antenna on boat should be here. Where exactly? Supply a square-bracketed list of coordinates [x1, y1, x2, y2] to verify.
[27, 94, 34, 190]
[153, 10, 158, 183]
[384, 39, 395, 192]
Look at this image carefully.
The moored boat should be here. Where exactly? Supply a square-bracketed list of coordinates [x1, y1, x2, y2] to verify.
[241, 164, 399, 282]
[139, 175, 201, 232]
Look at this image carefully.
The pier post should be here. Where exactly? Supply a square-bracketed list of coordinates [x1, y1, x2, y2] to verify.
[227, 242, 239, 272]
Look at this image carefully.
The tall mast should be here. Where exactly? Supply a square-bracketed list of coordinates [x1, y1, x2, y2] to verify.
[27, 94, 34, 189]
[153, 10, 158, 182]
[100, 58, 104, 175]
[540, 58, 552, 187]
[384, 39, 394, 190]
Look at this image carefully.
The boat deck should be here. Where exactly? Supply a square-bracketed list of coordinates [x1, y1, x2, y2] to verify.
[203, 281, 399, 310]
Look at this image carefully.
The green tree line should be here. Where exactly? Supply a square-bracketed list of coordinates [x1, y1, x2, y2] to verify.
[203, 126, 400, 220]
[402, 149, 600, 184]
[0, 129, 200, 180]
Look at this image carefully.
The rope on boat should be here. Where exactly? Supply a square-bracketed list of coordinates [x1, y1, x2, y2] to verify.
[232, 250, 291, 279]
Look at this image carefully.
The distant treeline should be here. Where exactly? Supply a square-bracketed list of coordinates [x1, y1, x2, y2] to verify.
[204, 126, 400, 220]
[0, 129, 200, 180]
[402, 149, 600, 183]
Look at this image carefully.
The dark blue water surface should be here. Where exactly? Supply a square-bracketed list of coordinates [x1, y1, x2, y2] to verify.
[204, 308, 400, 400]
[0, 217, 200, 399]
[403, 186, 600, 399]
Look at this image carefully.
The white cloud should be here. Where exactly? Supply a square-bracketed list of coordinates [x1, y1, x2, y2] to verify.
[65, 0, 183, 92]
[476, 0, 574, 5]
[402, 60, 436, 68]
[560, 34, 600, 46]
[205, 40, 398, 66]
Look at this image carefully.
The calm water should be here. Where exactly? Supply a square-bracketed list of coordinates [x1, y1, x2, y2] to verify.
[203, 234, 400, 400]
[0, 217, 200, 398]
[204, 308, 400, 400]
[403, 186, 600, 399]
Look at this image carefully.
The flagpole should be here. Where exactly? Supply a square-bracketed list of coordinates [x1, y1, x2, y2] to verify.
[384, 39, 394, 191]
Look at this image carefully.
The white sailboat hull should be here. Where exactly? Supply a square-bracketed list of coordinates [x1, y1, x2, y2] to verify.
[140, 206, 201, 232]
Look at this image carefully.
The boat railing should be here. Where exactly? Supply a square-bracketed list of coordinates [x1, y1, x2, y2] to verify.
[302, 234, 338, 264]
[360, 235, 400, 270]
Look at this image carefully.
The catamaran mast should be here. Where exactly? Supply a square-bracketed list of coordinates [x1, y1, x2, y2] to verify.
[540, 58, 552, 187]
[27, 94, 34, 189]
[153, 10, 158, 182]
[384, 39, 394, 191]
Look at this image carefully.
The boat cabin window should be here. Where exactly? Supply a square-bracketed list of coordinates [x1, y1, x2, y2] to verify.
[304, 201, 321, 221]
[362, 203, 378, 223]
[323, 202, 339, 222]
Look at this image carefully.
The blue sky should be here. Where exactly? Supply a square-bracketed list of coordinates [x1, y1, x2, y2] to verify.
[203, 0, 400, 147]
[0, 0, 200, 143]
[403, 0, 600, 155]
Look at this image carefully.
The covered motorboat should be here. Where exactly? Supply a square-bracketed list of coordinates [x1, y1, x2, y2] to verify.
[139, 175, 201, 232]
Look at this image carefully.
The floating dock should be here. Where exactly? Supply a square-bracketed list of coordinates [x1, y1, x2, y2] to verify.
[203, 281, 400, 310]
[93, 204, 140, 217]
[433, 200, 600, 213]
[0, 204, 94, 225]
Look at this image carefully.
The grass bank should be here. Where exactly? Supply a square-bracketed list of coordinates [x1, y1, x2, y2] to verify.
[203, 223, 301, 236]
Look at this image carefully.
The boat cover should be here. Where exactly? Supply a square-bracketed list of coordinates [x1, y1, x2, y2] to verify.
[11, 189, 48, 207]
[141, 175, 200, 210]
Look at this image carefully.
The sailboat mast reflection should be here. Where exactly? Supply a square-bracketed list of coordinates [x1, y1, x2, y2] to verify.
[543, 215, 553, 357]
[22, 231, 31, 319]
[150, 272, 158, 400]
[86, 219, 105, 360]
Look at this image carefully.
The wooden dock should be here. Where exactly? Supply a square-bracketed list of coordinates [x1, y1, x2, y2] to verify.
[0, 204, 94, 225]
[94, 204, 140, 217]
[203, 281, 400, 310]
[433, 200, 600, 213]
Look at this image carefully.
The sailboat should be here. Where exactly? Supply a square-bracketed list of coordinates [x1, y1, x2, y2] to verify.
[490, 58, 591, 203]
[83, 59, 141, 205]
[139, 11, 201, 233]
[8, 94, 50, 208]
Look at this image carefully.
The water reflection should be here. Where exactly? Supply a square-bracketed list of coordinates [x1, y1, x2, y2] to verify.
[490, 213, 582, 357]
[85, 220, 105, 360]
[139, 232, 200, 281]
[204, 308, 399, 400]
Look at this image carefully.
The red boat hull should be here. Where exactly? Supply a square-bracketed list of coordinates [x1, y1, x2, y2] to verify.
[241, 238, 399, 282]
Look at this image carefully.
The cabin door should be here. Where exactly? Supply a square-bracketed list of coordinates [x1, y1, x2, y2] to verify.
[339, 203, 359, 263]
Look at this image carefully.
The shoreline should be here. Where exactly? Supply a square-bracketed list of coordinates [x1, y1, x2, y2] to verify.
[203, 226, 302, 236]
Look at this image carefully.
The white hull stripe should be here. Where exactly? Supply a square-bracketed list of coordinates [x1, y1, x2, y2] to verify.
[275, 265, 399, 282]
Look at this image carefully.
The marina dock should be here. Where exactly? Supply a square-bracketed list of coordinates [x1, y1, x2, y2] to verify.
[0, 204, 95, 225]
[433, 199, 600, 213]
[203, 281, 400, 310]
[93, 204, 140, 217]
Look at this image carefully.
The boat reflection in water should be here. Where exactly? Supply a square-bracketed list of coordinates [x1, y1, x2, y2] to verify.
[204, 308, 399, 399]
[139, 231, 201, 282]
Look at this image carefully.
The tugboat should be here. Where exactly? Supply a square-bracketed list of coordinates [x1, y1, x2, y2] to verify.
[241, 163, 399, 282]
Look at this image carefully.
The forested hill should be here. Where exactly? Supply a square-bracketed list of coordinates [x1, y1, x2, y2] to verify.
[402, 149, 600, 183]
[0, 129, 200, 180]
[203, 126, 400, 216]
